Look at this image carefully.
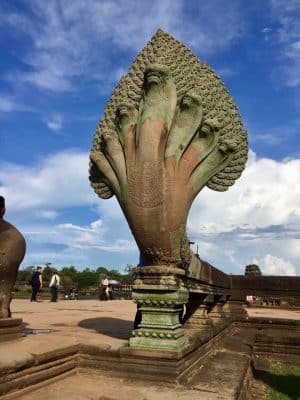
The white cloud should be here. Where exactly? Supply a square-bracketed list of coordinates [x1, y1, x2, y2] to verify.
[36, 210, 59, 220]
[270, 0, 300, 87]
[189, 150, 300, 234]
[271, 0, 300, 14]
[216, 67, 238, 79]
[224, 249, 240, 267]
[0, 150, 94, 212]
[56, 219, 105, 247]
[287, 239, 300, 259]
[21, 217, 136, 268]
[44, 114, 63, 132]
[0, 149, 136, 268]
[1, 148, 299, 273]
[0, 97, 16, 112]
[251, 133, 284, 145]
[254, 254, 296, 276]
[188, 149, 300, 274]
[0, 96, 33, 113]
[1, 0, 246, 92]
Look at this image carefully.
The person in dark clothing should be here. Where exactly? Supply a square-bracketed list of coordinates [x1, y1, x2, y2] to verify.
[30, 266, 43, 302]
[133, 253, 144, 329]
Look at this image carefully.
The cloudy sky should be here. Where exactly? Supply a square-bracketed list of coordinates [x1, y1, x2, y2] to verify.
[0, 0, 299, 275]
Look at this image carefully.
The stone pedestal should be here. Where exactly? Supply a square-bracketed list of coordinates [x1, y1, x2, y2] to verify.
[0, 318, 23, 342]
[228, 300, 247, 322]
[205, 295, 223, 334]
[129, 265, 189, 351]
[209, 295, 230, 332]
[184, 294, 214, 334]
[222, 295, 232, 320]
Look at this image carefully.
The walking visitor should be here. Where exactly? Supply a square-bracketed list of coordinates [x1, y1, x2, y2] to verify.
[30, 266, 43, 302]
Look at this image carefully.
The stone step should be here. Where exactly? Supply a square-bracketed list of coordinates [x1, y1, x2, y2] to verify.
[187, 350, 250, 398]
[182, 327, 257, 398]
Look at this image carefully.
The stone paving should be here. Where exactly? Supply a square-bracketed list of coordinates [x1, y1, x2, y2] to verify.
[1, 299, 299, 400]
[10, 298, 137, 349]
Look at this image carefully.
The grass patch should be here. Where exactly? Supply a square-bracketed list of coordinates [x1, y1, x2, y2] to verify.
[259, 360, 300, 400]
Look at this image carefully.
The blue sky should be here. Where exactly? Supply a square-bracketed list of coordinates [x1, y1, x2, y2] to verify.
[1, 0, 299, 275]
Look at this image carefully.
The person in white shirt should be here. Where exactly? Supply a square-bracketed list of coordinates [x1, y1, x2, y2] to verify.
[49, 273, 60, 302]
[102, 277, 110, 300]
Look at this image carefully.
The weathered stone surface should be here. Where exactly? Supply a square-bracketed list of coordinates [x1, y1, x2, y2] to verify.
[0, 219, 26, 319]
[0, 300, 299, 399]
[230, 275, 300, 298]
[0, 350, 35, 373]
[89, 29, 248, 270]
[99, 388, 147, 400]
[0, 318, 22, 327]
[0, 318, 23, 342]
[131, 282, 189, 350]
[88, 29, 248, 351]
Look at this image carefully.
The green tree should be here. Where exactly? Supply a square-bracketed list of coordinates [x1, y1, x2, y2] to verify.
[76, 270, 99, 289]
[60, 266, 78, 283]
[17, 266, 35, 282]
[60, 274, 74, 288]
[120, 264, 136, 284]
[42, 264, 57, 282]
[107, 269, 122, 281]
[96, 266, 110, 276]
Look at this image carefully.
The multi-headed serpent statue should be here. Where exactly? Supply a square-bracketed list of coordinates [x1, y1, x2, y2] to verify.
[89, 30, 248, 350]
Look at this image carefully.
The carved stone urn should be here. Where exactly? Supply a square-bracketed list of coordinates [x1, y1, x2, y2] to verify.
[0, 218, 26, 340]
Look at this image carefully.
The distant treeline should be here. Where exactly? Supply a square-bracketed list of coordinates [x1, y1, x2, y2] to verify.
[17, 264, 136, 288]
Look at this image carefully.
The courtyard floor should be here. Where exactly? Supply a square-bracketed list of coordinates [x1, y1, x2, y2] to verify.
[0, 299, 299, 399]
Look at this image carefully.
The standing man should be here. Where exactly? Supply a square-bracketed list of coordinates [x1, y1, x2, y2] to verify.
[49, 272, 60, 302]
[30, 266, 43, 302]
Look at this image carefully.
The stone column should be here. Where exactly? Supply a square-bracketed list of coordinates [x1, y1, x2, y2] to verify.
[183, 294, 213, 332]
[227, 299, 248, 322]
[129, 265, 189, 351]
[221, 295, 232, 321]
[206, 295, 221, 331]
[208, 294, 229, 333]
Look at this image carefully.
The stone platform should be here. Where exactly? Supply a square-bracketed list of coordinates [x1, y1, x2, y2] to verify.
[0, 299, 299, 399]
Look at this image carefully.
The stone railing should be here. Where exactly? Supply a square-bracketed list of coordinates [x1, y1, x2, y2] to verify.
[130, 263, 300, 352]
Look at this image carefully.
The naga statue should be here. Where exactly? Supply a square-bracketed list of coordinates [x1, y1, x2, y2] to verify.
[89, 29, 248, 271]
[89, 30, 248, 350]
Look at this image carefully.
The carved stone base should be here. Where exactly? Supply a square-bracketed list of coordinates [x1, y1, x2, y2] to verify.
[130, 287, 189, 351]
[228, 300, 247, 322]
[209, 303, 226, 332]
[0, 318, 23, 341]
[129, 265, 189, 351]
[208, 295, 230, 332]
[184, 304, 213, 331]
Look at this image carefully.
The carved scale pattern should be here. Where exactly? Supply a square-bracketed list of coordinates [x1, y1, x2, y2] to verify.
[90, 29, 248, 198]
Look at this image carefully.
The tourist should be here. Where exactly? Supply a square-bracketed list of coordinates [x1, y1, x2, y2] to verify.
[246, 295, 253, 307]
[108, 284, 113, 300]
[101, 277, 110, 300]
[49, 272, 60, 302]
[30, 266, 43, 302]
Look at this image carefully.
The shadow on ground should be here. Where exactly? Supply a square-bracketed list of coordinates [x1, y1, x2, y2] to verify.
[78, 317, 134, 339]
[253, 369, 300, 399]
